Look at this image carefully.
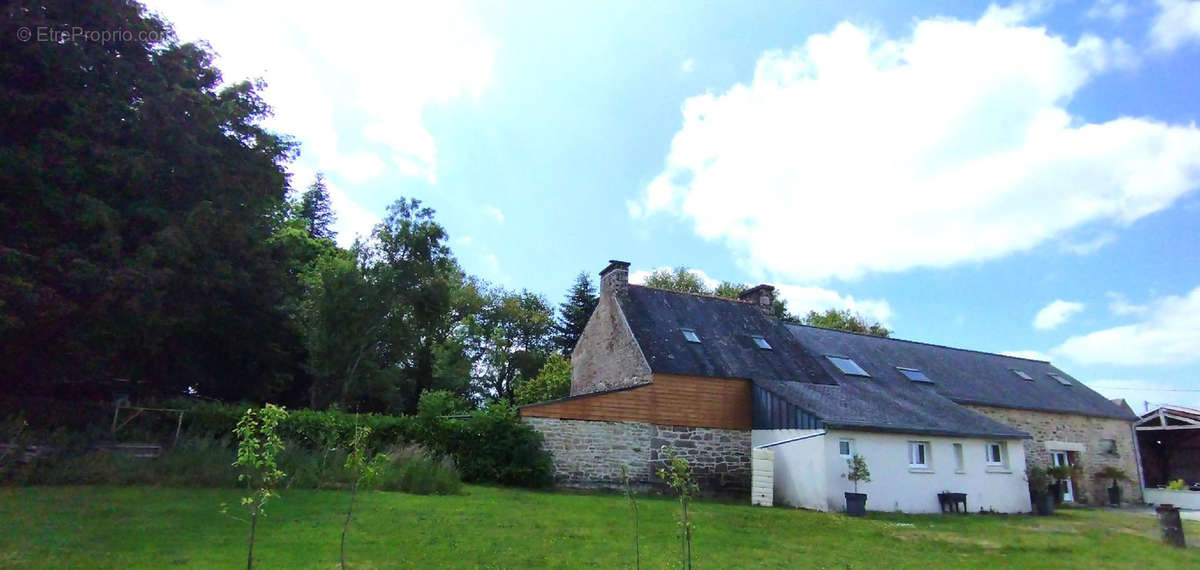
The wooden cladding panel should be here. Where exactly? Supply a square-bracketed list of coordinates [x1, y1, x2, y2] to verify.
[520, 374, 751, 430]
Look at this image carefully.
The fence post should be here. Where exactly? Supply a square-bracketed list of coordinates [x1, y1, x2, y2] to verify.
[1156, 504, 1186, 548]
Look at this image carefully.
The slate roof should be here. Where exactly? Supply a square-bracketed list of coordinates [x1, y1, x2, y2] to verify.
[617, 285, 1135, 438]
[620, 285, 832, 385]
[784, 324, 1137, 421]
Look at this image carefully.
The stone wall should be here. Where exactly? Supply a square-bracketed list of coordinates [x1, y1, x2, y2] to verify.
[966, 405, 1142, 503]
[524, 416, 751, 495]
[569, 289, 651, 396]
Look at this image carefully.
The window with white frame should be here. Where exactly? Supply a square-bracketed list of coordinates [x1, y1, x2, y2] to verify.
[953, 443, 965, 473]
[838, 438, 854, 458]
[908, 441, 930, 469]
[985, 441, 1007, 467]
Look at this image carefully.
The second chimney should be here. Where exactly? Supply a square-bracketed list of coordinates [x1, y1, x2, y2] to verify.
[739, 284, 776, 315]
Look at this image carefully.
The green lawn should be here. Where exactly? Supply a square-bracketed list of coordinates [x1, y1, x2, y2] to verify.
[0, 486, 1195, 569]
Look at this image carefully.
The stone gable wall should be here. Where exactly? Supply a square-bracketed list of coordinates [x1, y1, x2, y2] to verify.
[569, 291, 651, 396]
[524, 417, 750, 495]
[965, 405, 1142, 503]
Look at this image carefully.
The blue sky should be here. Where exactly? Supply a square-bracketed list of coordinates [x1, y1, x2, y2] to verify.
[151, 0, 1200, 411]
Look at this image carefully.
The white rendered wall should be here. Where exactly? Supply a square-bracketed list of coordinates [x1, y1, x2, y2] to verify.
[752, 429, 828, 510]
[1144, 488, 1200, 510]
[822, 430, 1031, 514]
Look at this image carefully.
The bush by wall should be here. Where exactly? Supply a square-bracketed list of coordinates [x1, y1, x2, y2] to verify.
[2, 397, 552, 489]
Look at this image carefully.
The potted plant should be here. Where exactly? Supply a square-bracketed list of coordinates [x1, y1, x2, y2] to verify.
[843, 454, 871, 517]
[1047, 465, 1072, 505]
[1026, 465, 1055, 516]
[1093, 466, 1129, 507]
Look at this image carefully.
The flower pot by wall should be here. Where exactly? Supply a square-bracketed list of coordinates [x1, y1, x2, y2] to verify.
[1032, 492, 1055, 516]
[845, 492, 867, 517]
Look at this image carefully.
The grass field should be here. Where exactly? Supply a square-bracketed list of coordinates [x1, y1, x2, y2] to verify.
[0, 485, 1196, 569]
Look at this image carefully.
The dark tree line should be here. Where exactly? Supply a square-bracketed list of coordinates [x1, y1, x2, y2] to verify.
[0, 0, 601, 413]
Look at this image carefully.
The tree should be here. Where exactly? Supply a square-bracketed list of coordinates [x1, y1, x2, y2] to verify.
[642, 267, 710, 295]
[658, 446, 699, 570]
[514, 353, 571, 405]
[0, 0, 305, 401]
[340, 424, 386, 570]
[301, 199, 468, 413]
[467, 288, 556, 403]
[555, 272, 598, 354]
[296, 173, 336, 240]
[712, 282, 745, 299]
[227, 404, 289, 570]
[800, 309, 891, 337]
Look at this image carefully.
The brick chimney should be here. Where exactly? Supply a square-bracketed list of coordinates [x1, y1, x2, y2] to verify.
[599, 259, 630, 297]
[739, 284, 776, 316]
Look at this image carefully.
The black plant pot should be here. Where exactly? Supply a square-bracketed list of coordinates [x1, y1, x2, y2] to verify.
[1107, 485, 1121, 507]
[1032, 492, 1055, 516]
[845, 492, 867, 517]
[1049, 482, 1065, 505]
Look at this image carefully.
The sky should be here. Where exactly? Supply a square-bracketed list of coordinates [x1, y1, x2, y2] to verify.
[147, 0, 1200, 412]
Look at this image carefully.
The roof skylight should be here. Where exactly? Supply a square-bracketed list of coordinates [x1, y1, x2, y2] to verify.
[1049, 373, 1072, 386]
[752, 335, 772, 350]
[826, 355, 870, 377]
[680, 328, 701, 343]
[1011, 369, 1034, 381]
[897, 367, 933, 383]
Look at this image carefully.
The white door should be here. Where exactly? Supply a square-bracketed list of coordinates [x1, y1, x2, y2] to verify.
[1052, 451, 1074, 502]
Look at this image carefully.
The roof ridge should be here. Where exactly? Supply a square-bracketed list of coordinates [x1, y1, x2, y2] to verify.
[782, 321, 1052, 364]
[630, 284, 754, 304]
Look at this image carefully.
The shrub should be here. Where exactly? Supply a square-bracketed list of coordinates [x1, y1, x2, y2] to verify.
[377, 444, 463, 495]
[1166, 478, 1186, 491]
[6, 397, 551, 489]
[438, 402, 553, 488]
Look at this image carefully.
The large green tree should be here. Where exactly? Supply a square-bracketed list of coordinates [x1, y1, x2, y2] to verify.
[554, 272, 598, 355]
[466, 288, 555, 403]
[301, 199, 472, 413]
[0, 0, 305, 401]
[641, 266, 710, 295]
[800, 309, 891, 337]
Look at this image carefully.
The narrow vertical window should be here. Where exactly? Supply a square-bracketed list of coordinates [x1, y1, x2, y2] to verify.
[953, 443, 964, 473]
[838, 439, 854, 458]
[986, 442, 1007, 467]
[908, 441, 930, 469]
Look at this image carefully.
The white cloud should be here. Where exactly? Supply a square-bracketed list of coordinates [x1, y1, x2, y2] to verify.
[456, 235, 475, 247]
[628, 266, 892, 325]
[1150, 0, 1200, 52]
[484, 206, 505, 223]
[681, 58, 696, 73]
[1087, 0, 1130, 22]
[631, 7, 1200, 281]
[1034, 300, 1085, 330]
[1001, 349, 1052, 361]
[1053, 286, 1200, 365]
[1106, 291, 1148, 315]
[1060, 231, 1117, 255]
[772, 284, 893, 326]
[327, 184, 382, 248]
[145, 0, 494, 184]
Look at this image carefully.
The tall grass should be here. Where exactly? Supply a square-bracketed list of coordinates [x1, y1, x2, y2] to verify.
[2, 437, 463, 495]
[377, 444, 463, 495]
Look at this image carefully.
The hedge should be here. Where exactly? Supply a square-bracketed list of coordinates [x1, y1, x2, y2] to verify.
[81, 398, 552, 488]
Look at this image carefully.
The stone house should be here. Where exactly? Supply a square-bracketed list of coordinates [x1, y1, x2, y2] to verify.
[519, 260, 1141, 512]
